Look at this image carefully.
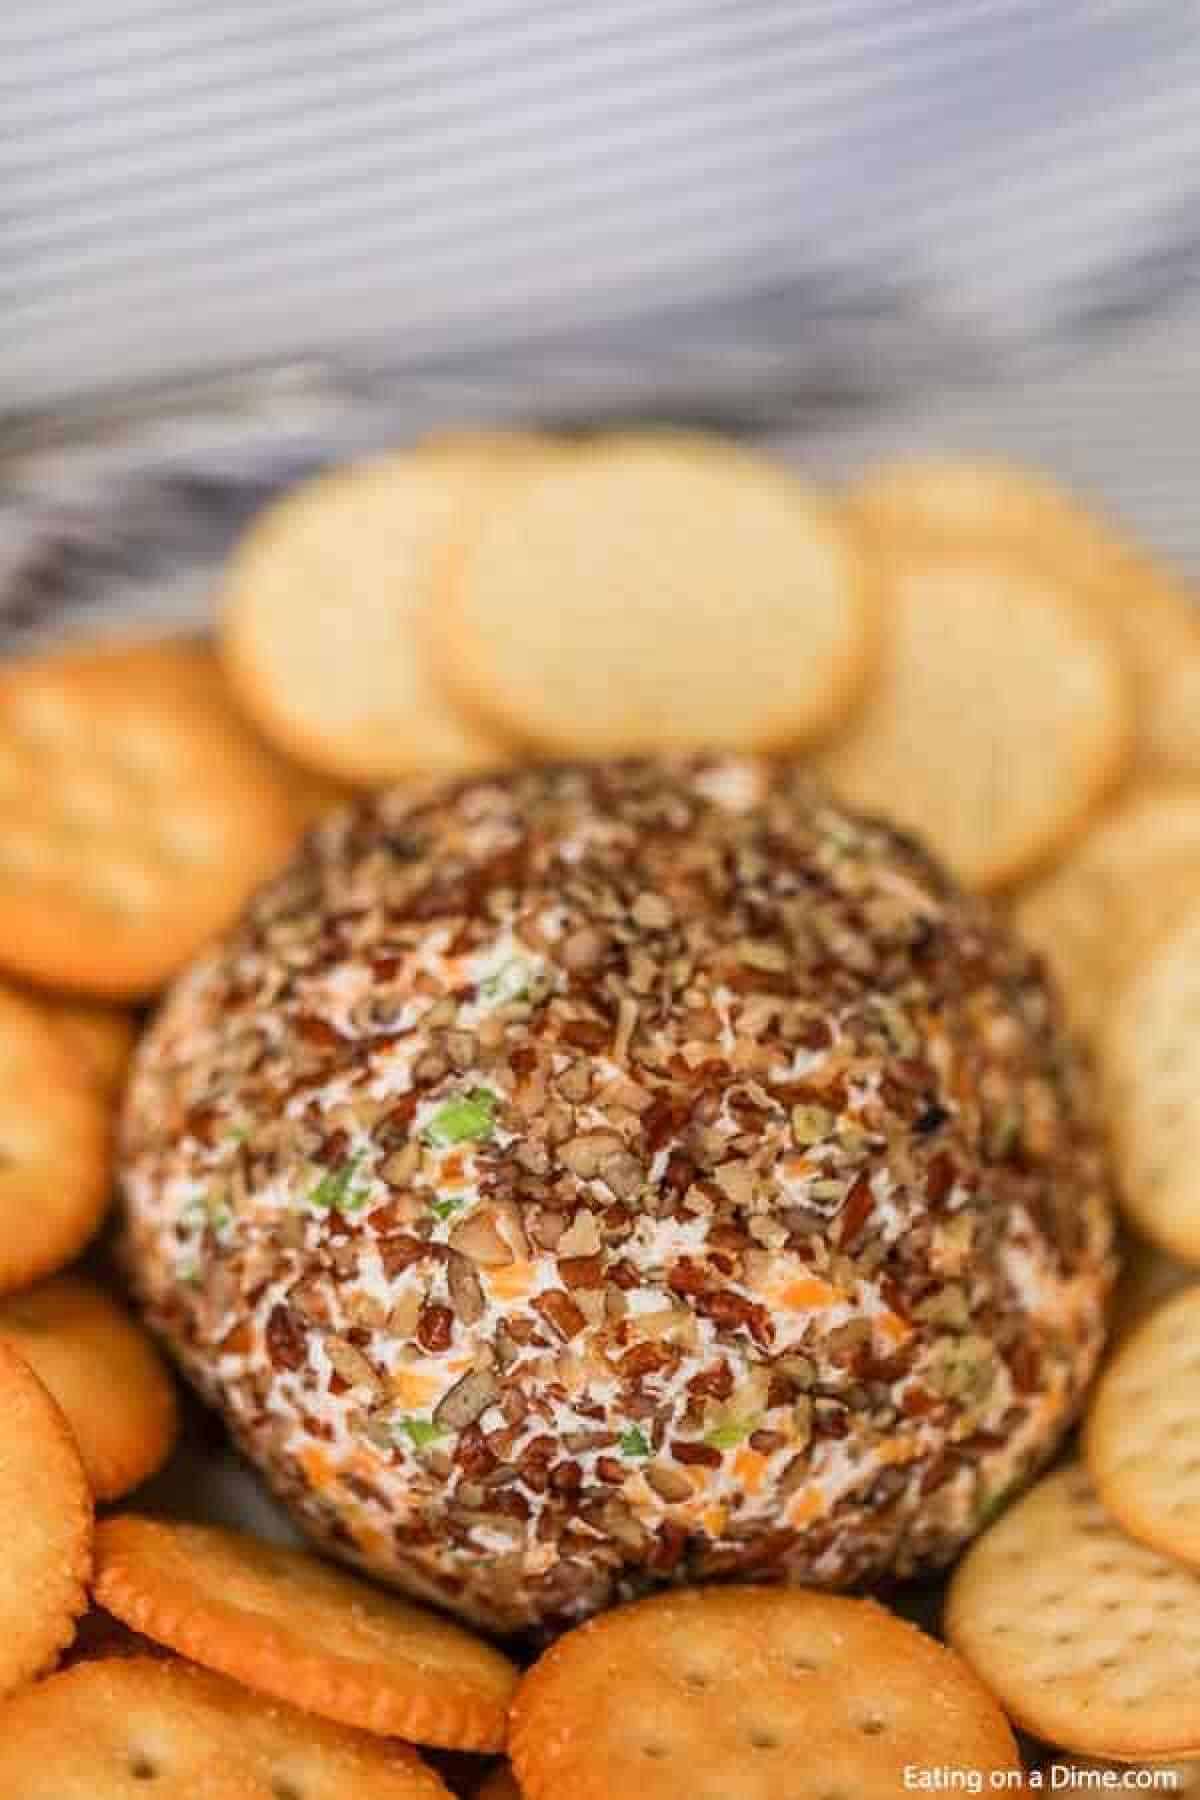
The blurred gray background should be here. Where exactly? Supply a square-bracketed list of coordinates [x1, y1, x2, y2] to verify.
[4, 1, 1200, 567]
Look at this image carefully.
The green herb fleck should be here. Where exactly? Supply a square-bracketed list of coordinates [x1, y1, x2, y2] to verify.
[398, 1417, 447, 1450]
[619, 1427, 651, 1458]
[985, 1107, 1022, 1163]
[423, 1089, 497, 1148]
[975, 1480, 1020, 1530]
[703, 1414, 761, 1451]
[480, 959, 532, 1006]
[204, 1184, 233, 1225]
[182, 1189, 231, 1234]
[430, 1195, 465, 1222]
[308, 1156, 368, 1213]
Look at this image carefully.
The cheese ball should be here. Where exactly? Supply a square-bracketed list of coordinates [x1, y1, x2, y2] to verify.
[120, 759, 1115, 1636]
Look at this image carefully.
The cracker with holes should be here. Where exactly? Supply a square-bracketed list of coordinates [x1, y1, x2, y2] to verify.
[93, 1517, 518, 1751]
[1014, 780, 1200, 1041]
[853, 456, 1200, 762]
[1103, 901, 1200, 1262]
[0, 1340, 92, 1696]
[0, 640, 301, 998]
[1086, 1285, 1200, 1564]
[946, 1462, 1200, 1760]
[508, 1586, 1019, 1800]
[431, 431, 877, 757]
[818, 535, 1131, 889]
[0, 984, 111, 1293]
[145, 638, 357, 831]
[0, 1275, 178, 1501]
[222, 439, 539, 784]
[0, 1656, 452, 1798]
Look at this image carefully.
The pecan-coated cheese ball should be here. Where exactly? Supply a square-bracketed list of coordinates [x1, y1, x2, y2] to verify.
[120, 759, 1115, 1636]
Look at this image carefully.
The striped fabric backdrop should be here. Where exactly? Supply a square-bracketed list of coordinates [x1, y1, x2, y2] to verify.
[5, 0, 1200, 414]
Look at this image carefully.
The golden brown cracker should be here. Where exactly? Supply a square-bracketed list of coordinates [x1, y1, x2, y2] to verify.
[431, 431, 877, 757]
[1145, 644, 1200, 777]
[1014, 779, 1200, 1042]
[509, 1586, 1019, 1800]
[818, 536, 1131, 889]
[0, 984, 111, 1293]
[853, 456, 1200, 744]
[0, 1275, 178, 1501]
[146, 638, 357, 827]
[0, 1340, 91, 1697]
[221, 441, 539, 784]
[42, 998, 137, 1098]
[1102, 900, 1200, 1262]
[93, 1516, 518, 1751]
[1086, 1285, 1200, 1566]
[0, 640, 301, 998]
[0, 1656, 453, 1798]
[947, 1462, 1200, 1760]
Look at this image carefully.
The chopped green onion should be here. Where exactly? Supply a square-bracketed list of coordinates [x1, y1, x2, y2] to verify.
[975, 1480, 1019, 1529]
[480, 959, 532, 1005]
[703, 1414, 760, 1451]
[430, 1195, 465, 1222]
[398, 1417, 446, 1450]
[619, 1427, 651, 1458]
[308, 1156, 367, 1213]
[423, 1088, 497, 1148]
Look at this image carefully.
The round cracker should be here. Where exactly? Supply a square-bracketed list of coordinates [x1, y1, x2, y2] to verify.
[93, 1516, 518, 1751]
[431, 431, 877, 757]
[0, 1275, 178, 1501]
[0, 1340, 91, 1696]
[946, 1462, 1200, 1760]
[1086, 1285, 1200, 1566]
[34, 996, 137, 1100]
[221, 440, 542, 784]
[817, 536, 1131, 889]
[145, 637, 359, 830]
[0, 984, 111, 1293]
[1014, 780, 1200, 1042]
[0, 1656, 452, 1798]
[1102, 901, 1200, 1262]
[853, 456, 1200, 735]
[509, 1586, 1019, 1800]
[0, 640, 301, 999]
[1146, 644, 1200, 777]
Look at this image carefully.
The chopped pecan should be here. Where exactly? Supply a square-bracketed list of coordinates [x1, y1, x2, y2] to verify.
[559, 1254, 605, 1290]
[671, 1439, 722, 1469]
[265, 1305, 307, 1372]
[558, 1131, 625, 1179]
[323, 1336, 383, 1394]
[434, 1368, 500, 1431]
[532, 1290, 586, 1341]
[445, 1250, 486, 1324]
[417, 1303, 454, 1354]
